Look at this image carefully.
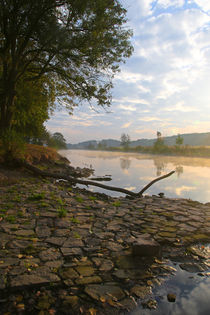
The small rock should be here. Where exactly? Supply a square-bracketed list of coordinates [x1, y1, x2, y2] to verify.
[130, 285, 152, 299]
[132, 236, 161, 257]
[167, 293, 176, 302]
[142, 299, 157, 309]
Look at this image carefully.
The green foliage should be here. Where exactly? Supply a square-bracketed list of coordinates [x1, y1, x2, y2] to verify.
[70, 217, 80, 224]
[23, 244, 37, 255]
[74, 232, 81, 239]
[153, 131, 166, 153]
[6, 215, 16, 224]
[112, 200, 121, 207]
[176, 134, 184, 146]
[0, 0, 133, 149]
[88, 196, 97, 201]
[75, 195, 84, 203]
[48, 132, 67, 149]
[57, 207, 67, 218]
[120, 133, 130, 149]
[27, 192, 45, 201]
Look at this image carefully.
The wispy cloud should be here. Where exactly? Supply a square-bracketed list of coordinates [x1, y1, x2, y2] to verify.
[46, 0, 210, 142]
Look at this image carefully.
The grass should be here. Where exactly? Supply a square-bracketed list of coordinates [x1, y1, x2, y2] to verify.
[74, 232, 81, 239]
[70, 216, 80, 224]
[57, 207, 67, 218]
[6, 215, 16, 224]
[88, 196, 97, 201]
[112, 200, 121, 207]
[75, 195, 84, 203]
[27, 192, 45, 201]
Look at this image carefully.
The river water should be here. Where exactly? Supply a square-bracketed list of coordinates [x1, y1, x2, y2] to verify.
[59, 149, 210, 314]
[60, 149, 210, 203]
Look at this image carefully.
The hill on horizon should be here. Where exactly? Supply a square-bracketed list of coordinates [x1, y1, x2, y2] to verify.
[67, 132, 210, 149]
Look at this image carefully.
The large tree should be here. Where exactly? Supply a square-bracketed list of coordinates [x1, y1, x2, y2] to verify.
[0, 0, 133, 141]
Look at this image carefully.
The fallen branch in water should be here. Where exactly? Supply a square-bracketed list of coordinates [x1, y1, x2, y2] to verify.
[19, 160, 175, 197]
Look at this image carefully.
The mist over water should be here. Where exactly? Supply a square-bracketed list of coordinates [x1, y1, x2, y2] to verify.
[60, 150, 210, 203]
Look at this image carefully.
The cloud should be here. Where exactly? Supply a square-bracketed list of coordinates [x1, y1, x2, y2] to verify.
[194, 0, 210, 12]
[164, 101, 199, 112]
[121, 122, 132, 128]
[165, 185, 196, 196]
[115, 71, 154, 83]
[138, 116, 163, 122]
[157, 0, 185, 8]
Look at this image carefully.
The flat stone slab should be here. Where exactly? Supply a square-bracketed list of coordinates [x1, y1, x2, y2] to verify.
[85, 284, 125, 301]
[10, 274, 60, 288]
[39, 248, 61, 261]
[132, 237, 161, 257]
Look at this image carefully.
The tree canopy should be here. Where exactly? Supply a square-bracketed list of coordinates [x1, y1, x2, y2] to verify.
[0, 0, 133, 144]
[120, 133, 130, 149]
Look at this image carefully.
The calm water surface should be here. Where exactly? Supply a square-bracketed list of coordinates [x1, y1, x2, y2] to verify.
[60, 149, 210, 203]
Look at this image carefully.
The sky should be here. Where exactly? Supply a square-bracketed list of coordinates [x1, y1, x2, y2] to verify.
[46, 0, 210, 144]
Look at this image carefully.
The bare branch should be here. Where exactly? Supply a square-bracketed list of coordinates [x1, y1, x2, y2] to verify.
[19, 160, 175, 197]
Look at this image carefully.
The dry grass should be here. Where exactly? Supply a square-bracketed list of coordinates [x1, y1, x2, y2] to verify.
[24, 144, 65, 164]
[0, 143, 69, 165]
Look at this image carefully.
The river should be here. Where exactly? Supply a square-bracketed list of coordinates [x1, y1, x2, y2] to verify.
[60, 149, 210, 203]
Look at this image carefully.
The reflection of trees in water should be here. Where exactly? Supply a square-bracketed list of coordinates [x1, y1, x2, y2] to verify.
[153, 158, 184, 177]
[175, 165, 183, 177]
[120, 158, 131, 170]
[153, 159, 166, 176]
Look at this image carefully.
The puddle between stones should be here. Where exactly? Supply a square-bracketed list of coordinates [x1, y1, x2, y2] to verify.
[131, 244, 210, 315]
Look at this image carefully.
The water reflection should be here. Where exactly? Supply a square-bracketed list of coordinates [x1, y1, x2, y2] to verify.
[59, 150, 210, 203]
[175, 165, 184, 177]
[153, 159, 166, 177]
[120, 158, 131, 170]
[131, 264, 210, 315]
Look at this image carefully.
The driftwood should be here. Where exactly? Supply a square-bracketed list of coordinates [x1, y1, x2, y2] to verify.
[20, 160, 175, 197]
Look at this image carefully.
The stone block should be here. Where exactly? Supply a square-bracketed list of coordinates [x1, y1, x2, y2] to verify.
[132, 237, 161, 257]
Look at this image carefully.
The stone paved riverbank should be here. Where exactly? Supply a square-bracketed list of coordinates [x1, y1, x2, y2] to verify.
[0, 174, 210, 314]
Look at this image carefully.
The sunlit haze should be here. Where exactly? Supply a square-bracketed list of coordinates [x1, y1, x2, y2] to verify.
[46, 0, 210, 143]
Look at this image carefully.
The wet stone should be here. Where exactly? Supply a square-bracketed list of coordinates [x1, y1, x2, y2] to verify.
[0, 279, 6, 290]
[132, 237, 161, 257]
[10, 274, 58, 288]
[99, 259, 114, 271]
[46, 260, 64, 268]
[167, 293, 176, 302]
[61, 247, 83, 257]
[0, 258, 19, 268]
[105, 241, 124, 252]
[54, 229, 70, 237]
[75, 266, 95, 276]
[36, 218, 54, 227]
[63, 238, 84, 247]
[85, 284, 125, 301]
[75, 276, 102, 285]
[45, 237, 66, 246]
[15, 230, 35, 237]
[35, 226, 51, 238]
[54, 218, 70, 228]
[62, 296, 79, 309]
[8, 266, 27, 276]
[179, 262, 208, 273]
[130, 285, 152, 299]
[39, 248, 61, 262]
[120, 297, 137, 311]
[59, 267, 79, 279]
